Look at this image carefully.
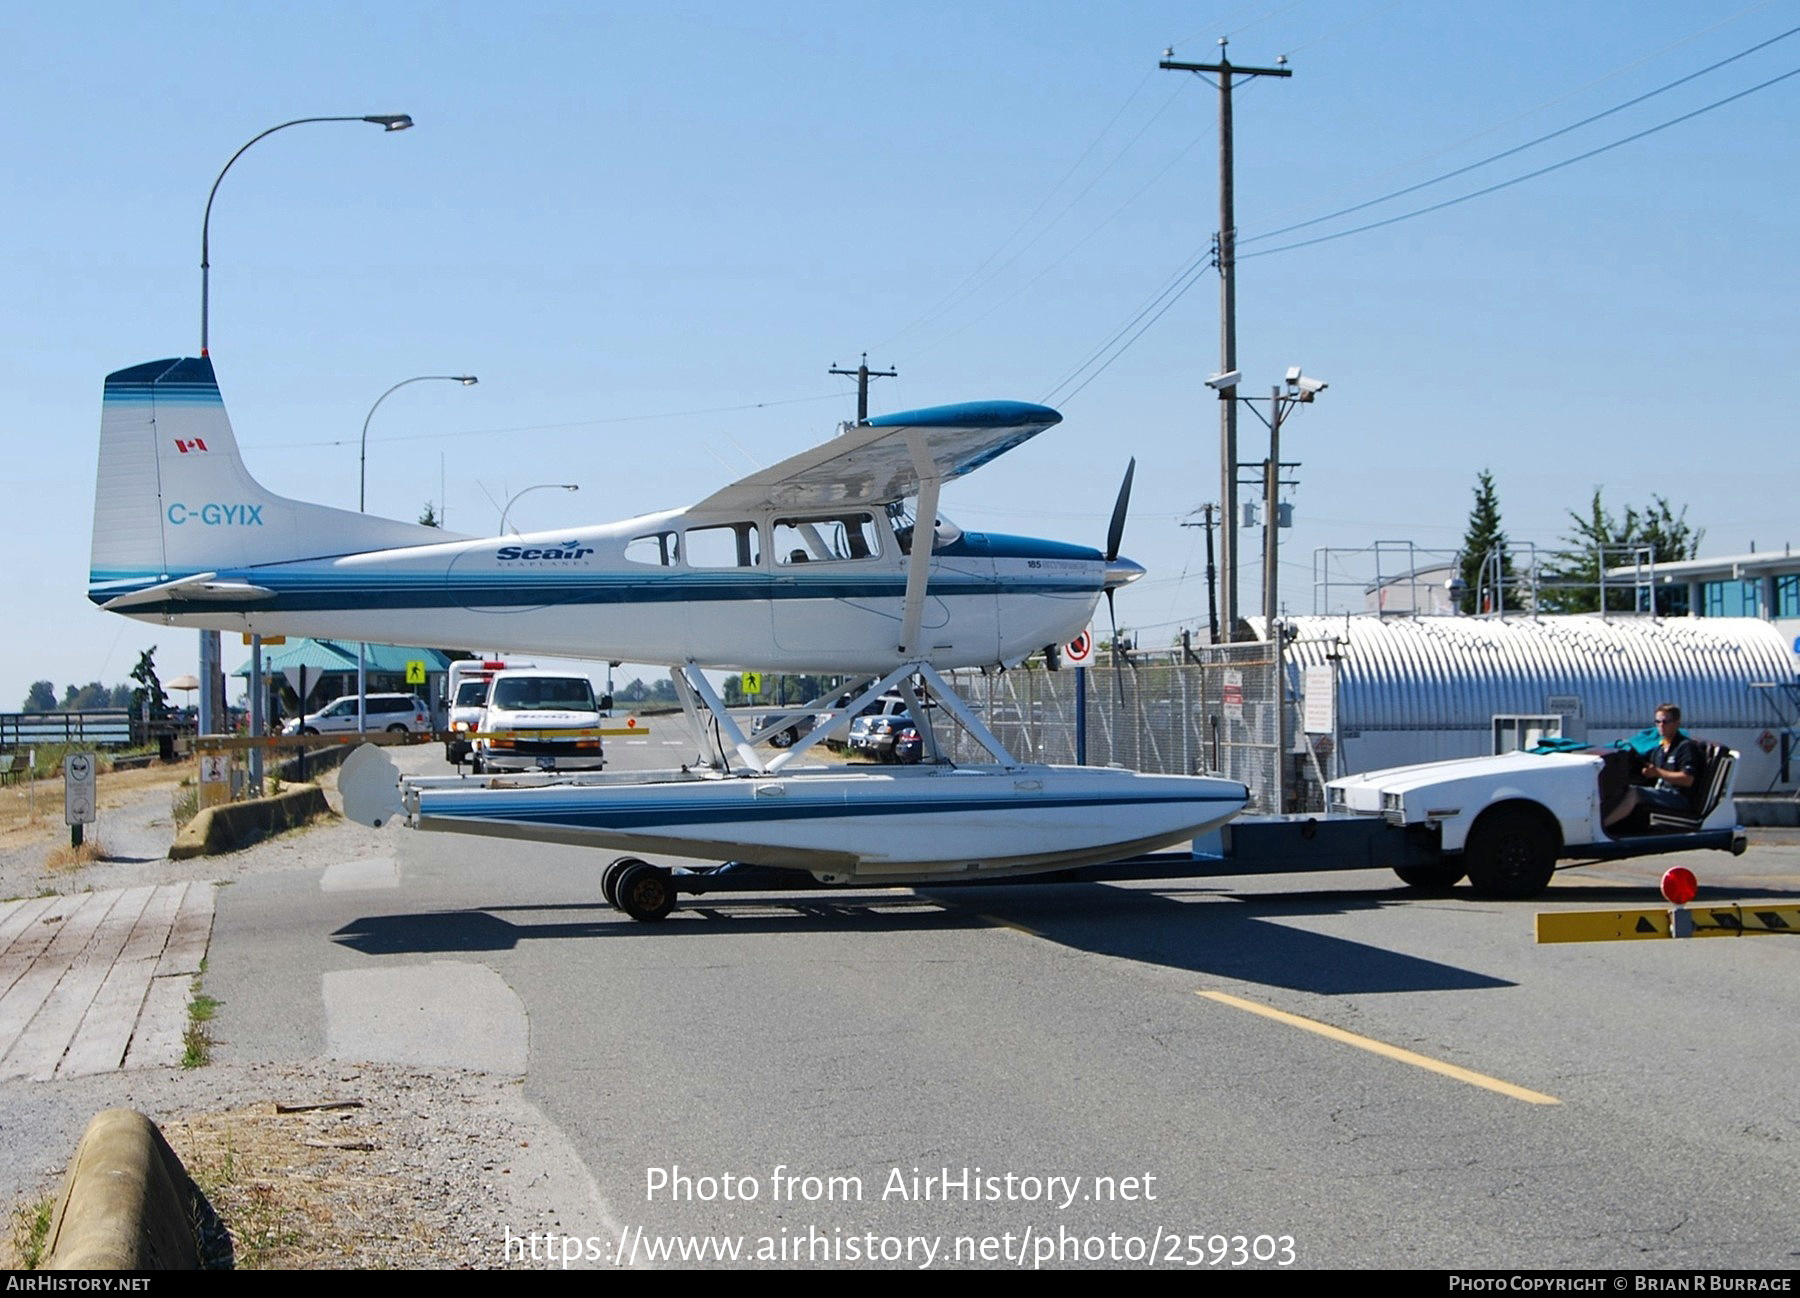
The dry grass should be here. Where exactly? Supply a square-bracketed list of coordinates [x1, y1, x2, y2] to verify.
[0, 762, 185, 870]
[163, 1104, 427, 1270]
[43, 838, 111, 870]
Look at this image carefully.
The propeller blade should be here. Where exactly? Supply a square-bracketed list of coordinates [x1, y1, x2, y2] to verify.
[1105, 457, 1135, 563]
[1106, 587, 1125, 705]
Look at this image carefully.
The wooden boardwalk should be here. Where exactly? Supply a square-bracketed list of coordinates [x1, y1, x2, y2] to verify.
[0, 884, 214, 1079]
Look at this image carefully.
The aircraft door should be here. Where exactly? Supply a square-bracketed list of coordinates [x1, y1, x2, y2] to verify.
[770, 511, 935, 659]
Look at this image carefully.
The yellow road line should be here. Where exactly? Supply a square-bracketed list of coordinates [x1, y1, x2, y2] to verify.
[1197, 990, 1560, 1106]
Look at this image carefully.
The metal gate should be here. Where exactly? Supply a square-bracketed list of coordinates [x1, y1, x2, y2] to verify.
[939, 641, 1288, 812]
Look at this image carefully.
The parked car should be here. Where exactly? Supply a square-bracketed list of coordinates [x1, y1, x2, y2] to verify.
[848, 712, 920, 763]
[472, 670, 606, 773]
[283, 693, 432, 737]
[753, 709, 816, 748]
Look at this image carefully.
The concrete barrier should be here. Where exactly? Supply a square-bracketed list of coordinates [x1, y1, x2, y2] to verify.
[44, 1109, 200, 1270]
[170, 784, 333, 859]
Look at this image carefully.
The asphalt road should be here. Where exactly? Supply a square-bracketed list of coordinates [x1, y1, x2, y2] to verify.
[204, 732, 1800, 1270]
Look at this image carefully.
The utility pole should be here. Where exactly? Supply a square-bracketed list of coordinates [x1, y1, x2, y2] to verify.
[1161, 39, 1290, 642]
[829, 353, 897, 424]
[1180, 503, 1220, 644]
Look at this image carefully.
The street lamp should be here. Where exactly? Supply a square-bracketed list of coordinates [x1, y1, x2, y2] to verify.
[357, 373, 478, 729]
[201, 114, 412, 356]
[194, 113, 412, 742]
[360, 375, 478, 513]
[500, 484, 580, 535]
[1216, 368, 1329, 631]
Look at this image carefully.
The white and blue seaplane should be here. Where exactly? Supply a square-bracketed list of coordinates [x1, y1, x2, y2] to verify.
[90, 357, 1248, 918]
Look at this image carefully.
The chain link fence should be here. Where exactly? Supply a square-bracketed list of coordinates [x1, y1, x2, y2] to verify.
[938, 641, 1300, 813]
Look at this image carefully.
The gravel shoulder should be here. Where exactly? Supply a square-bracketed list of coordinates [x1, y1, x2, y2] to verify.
[0, 748, 614, 1270]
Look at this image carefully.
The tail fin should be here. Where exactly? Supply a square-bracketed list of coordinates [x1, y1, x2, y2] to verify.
[90, 358, 462, 604]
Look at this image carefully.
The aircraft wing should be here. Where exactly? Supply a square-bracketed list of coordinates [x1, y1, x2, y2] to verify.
[691, 400, 1061, 514]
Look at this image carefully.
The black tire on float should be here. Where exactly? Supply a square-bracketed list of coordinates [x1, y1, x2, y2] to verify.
[602, 857, 646, 909]
[616, 862, 676, 922]
[1392, 862, 1467, 893]
[1463, 807, 1558, 899]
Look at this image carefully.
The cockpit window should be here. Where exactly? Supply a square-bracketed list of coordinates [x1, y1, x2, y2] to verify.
[773, 513, 882, 565]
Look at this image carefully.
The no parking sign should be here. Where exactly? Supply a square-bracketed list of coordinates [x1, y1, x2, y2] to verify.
[1064, 628, 1094, 666]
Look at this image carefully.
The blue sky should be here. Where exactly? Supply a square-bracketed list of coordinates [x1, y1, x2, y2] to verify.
[6, 1, 1797, 706]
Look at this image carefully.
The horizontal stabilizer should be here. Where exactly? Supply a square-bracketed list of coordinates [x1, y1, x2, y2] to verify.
[99, 572, 275, 611]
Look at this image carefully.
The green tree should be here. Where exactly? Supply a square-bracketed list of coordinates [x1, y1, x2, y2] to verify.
[1540, 491, 1703, 613]
[419, 502, 442, 528]
[63, 681, 112, 709]
[22, 680, 56, 713]
[130, 646, 170, 721]
[1458, 469, 1521, 613]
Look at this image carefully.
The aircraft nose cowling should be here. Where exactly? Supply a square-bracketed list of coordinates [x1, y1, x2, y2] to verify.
[1104, 556, 1146, 589]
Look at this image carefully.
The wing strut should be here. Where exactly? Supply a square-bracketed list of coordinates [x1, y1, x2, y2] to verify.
[672, 664, 768, 773]
[896, 430, 942, 659]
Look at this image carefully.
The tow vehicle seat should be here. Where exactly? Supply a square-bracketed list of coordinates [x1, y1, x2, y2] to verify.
[1645, 739, 1735, 832]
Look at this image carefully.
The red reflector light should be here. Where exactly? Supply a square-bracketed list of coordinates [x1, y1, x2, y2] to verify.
[1661, 866, 1698, 906]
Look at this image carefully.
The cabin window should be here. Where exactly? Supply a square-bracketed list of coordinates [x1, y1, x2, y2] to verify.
[624, 532, 680, 567]
[773, 513, 882, 565]
[685, 522, 761, 569]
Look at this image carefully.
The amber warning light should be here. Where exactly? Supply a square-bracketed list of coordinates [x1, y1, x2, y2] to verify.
[1661, 867, 1698, 906]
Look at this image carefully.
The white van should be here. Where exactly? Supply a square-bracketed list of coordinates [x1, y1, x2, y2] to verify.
[472, 669, 606, 773]
[443, 659, 533, 764]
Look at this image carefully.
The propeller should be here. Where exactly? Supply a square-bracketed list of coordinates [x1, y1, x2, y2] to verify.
[1103, 459, 1137, 703]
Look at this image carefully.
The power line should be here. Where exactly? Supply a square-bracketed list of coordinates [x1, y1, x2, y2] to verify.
[1242, 62, 1800, 259]
[1241, 22, 1800, 248]
[251, 390, 847, 450]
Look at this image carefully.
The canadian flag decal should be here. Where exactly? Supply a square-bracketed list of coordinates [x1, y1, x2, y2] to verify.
[174, 438, 209, 454]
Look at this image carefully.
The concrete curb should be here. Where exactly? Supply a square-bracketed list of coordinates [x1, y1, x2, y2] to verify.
[44, 1109, 200, 1270]
[170, 784, 333, 859]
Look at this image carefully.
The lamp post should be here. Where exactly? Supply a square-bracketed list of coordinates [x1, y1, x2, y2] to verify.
[500, 484, 579, 535]
[357, 374, 478, 729]
[1215, 368, 1326, 813]
[195, 112, 412, 743]
[201, 114, 412, 356]
[360, 375, 478, 513]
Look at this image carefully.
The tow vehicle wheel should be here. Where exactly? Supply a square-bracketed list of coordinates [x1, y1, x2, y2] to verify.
[1392, 862, 1466, 893]
[1463, 808, 1557, 899]
[616, 862, 676, 922]
[602, 856, 646, 909]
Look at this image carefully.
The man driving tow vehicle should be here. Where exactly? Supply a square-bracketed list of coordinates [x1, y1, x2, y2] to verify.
[1602, 703, 1701, 828]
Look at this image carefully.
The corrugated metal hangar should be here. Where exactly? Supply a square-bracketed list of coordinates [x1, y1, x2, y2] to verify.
[1277, 615, 1800, 794]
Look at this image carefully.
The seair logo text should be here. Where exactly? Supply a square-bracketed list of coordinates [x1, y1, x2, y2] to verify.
[497, 540, 595, 563]
[166, 503, 265, 526]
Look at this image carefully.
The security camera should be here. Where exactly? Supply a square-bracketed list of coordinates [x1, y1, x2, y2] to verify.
[1205, 370, 1241, 391]
[1285, 367, 1327, 398]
